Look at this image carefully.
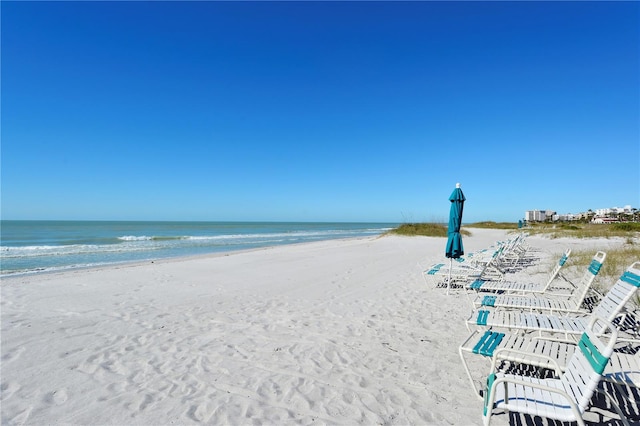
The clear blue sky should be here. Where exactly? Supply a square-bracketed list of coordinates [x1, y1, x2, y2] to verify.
[2, 1, 638, 223]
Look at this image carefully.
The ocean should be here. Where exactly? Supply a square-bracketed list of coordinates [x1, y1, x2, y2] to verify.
[0, 221, 396, 276]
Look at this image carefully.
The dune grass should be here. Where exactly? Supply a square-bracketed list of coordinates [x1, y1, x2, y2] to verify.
[389, 221, 640, 241]
[569, 245, 640, 308]
[466, 221, 520, 230]
[387, 221, 518, 237]
[523, 222, 640, 239]
[570, 246, 640, 284]
[387, 223, 472, 237]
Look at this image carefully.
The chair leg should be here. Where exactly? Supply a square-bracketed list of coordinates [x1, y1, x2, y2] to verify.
[458, 331, 486, 401]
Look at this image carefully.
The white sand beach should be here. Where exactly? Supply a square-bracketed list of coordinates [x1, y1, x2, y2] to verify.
[1, 229, 633, 425]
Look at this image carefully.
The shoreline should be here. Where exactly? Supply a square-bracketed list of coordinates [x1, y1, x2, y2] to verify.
[1, 229, 632, 425]
[0, 235, 380, 280]
[0, 221, 396, 278]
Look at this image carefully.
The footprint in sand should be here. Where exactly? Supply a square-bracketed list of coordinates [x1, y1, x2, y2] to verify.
[74, 352, 106, 374]
[7, 407, 32, 424]
[107, 381, 128, 393]
[102, 360, 129, 375]
[188, 402, 214, 423]
[1, 346, 26, 363]
[1, 381, 21, 400]
[125, 395, 146, 412]
[45, 388, 68, 405]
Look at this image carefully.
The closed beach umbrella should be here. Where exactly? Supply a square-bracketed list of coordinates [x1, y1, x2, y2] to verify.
[445, 183, 465, 293]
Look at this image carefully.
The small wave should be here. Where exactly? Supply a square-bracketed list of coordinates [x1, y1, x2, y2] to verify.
[118, 235, 154, 241]
[118, 235, 187, 241]
[0, 243, 156, 259]
[151, 236, 188, 241]
[1, 245, 59, 252]
[0, 260, 132, 277]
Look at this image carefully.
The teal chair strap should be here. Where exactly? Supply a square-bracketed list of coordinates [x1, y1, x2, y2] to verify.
[471, 279, 485, 289]
[483, 373, 496, 415]
[427, 264, 444, 275]
[588, 260, 602, 275]
[621, 271, 640, 287]
[481, 296, 497, 307]
[559, 254, 568, 266]
[578, 333, 608, 374]
[477, 310, 490, 326]
[472, 330, 505, 356]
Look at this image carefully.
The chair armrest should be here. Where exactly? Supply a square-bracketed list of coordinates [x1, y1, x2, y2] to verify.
[491, 348, 563, 375]
[486, 375, 583, 423]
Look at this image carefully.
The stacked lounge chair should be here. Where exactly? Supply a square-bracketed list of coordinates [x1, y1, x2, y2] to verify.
[469, 251, 604, 313]
[427, 233, 640, 424]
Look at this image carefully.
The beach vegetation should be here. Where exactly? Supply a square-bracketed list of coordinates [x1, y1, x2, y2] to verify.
[570, 246, 640, 309]
[611, 222, 640, 232]
[388, 221, 640, 242]
[388, 221, 523, 237]
[387, 223, 472, 237]
[522, 222, 640, 239]
[466, 221, 519, 229]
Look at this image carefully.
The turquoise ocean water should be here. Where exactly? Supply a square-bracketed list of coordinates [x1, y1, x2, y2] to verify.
[0, 221, 396, 276]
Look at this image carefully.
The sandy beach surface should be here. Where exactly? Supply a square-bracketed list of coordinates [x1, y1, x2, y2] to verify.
[1, 229, 632, 425]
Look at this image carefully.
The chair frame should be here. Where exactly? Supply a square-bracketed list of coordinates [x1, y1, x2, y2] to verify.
[469, 251, 605, 313]
[465, 262, 640, 338]
[459, 323, 640, 401]
[465, 248, 572, 296]
[482, 316, 622, 426]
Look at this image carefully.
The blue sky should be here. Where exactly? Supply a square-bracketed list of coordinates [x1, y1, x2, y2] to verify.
[2, 1, 638, 223]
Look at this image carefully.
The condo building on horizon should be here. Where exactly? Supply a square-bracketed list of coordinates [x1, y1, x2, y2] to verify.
[525, 205, 637, 223]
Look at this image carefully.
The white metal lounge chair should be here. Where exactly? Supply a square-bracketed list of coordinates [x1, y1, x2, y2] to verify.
[491, 232, 534, 270]
[424, 246, 504, 287]
[428, 234, 538, 289]
[465, 261, 640, 339]
[459, 317, 640, 400]
[479, 233, 539, 277]
[466, 248, 572, 294]
[482, 316, 622, 426]
[470, 251, 604, 313]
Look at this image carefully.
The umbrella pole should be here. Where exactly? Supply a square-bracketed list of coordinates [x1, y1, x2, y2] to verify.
[447, 258, 452, 295]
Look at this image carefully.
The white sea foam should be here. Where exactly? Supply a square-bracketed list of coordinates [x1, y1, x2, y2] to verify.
[2, 261, 126, 276]
[118, 235, 154, 241]
[1, 243, 153, 259]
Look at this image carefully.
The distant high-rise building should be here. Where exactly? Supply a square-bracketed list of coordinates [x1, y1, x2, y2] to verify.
[525, 210, 547, 221]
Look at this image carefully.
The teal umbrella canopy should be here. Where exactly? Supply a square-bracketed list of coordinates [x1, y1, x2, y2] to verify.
[445, 183, 465, 259]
